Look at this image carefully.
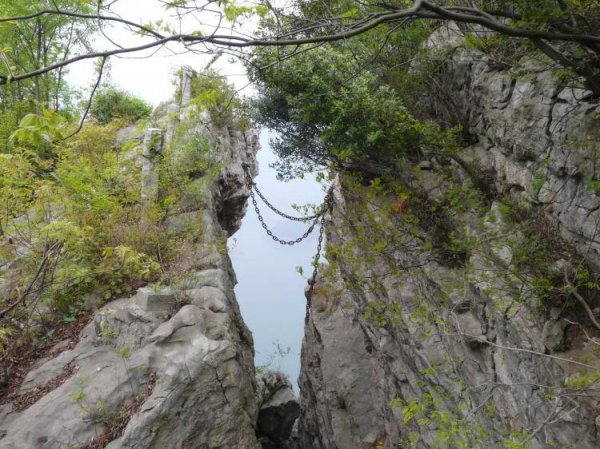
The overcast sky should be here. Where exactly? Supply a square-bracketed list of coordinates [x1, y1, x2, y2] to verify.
[231, 133, 327, 386]
[66, 1, 324, 385]
[66, 0, 256, 105]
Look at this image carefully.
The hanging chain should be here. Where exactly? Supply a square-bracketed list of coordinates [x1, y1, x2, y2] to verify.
[248, 186, 321, 245]
[306, 212, 327, 324]
[242, 163, 334, 323]
[251, 180, 322, 222]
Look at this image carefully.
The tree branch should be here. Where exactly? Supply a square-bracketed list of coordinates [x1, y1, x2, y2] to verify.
[419, 1, 600, 45]
[63, 55, 107, 139]
[564, 273, 600, 332]
[1, 0, 600, 90]
[0, 8, 165, 39]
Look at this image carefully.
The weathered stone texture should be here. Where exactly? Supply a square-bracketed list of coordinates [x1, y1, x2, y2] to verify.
[295, 30, 600, 449]
[256, 371, 301, 446]
[0, 111, 260, 449]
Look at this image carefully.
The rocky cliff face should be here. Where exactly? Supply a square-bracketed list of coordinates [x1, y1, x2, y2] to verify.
[0, 99, 262, 448]
[295, 29, 600, 449]
[2, 30, 599, 449]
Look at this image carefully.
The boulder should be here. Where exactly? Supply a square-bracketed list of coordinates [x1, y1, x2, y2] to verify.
[257, 371, 300, 445]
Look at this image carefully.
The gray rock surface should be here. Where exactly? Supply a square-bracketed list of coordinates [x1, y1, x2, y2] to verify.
[0, 101, 260, 449]
[425, 31, 600, 267]
[294, 30, 600, 449]
[140, 128, 164, 207]
[257, 371, 301, 445]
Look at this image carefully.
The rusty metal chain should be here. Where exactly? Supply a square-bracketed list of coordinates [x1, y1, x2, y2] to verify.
[242, 163, 334, 323]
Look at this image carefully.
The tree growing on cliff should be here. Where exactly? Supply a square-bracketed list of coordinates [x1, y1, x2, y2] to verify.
[89, 85, 153, 124]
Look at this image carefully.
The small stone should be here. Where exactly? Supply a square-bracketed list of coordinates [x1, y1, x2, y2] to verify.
[418, 160, 433, 170]
[134, 287, 174, 313]
[49, 339, 71, 355]
[542, 319, 568, 351]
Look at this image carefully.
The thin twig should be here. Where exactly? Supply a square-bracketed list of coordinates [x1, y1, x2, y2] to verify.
[63, 56, 107, 139]
[445, 332, 598, 369]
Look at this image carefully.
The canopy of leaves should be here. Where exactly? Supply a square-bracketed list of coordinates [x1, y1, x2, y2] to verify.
[250, 42, 458, 179]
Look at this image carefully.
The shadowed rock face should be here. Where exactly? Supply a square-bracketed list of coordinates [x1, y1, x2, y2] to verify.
[258, 393, 300, 442]
[214, 129, 261, 236]
[257, 372, 301, 446]
[0, 110, 261, 449]
[293, 30, 600, 449]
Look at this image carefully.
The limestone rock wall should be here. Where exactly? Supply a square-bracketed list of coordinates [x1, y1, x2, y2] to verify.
[0, 111, 261, 448]
[295, 31, 600, 449]
[429, 32, 600, 268]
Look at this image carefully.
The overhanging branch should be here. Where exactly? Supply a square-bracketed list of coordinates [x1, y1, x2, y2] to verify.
[0, 8, 165, 39]
[0, 0, 599, 88]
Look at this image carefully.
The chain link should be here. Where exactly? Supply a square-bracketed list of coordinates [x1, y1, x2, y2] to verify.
[248, 187, 321, 245]
[253, 181, 323, 222]
[305, 212, 326, 324]
[242, 163, 334, 324]
[243, 164, 322, 222]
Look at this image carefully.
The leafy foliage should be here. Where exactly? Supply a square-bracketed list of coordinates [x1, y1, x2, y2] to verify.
[250, 44, 458, 179]
[175, 68, 247, 129]
[1, 118, 155, 314]
[248, 0, 600, 179]
[90, 86, 153, 124]
[0, 0, 93, 146]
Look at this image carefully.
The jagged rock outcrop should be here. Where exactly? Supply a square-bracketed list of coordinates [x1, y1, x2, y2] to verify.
[256, 371, 300, 447]
[0, 100, 261, 448]
[427, 27, 600, 268]
[295, 28, 600, 449]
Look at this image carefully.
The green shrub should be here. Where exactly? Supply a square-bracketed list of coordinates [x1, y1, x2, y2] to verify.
[175, 68, 244, 129]
[90, 86, 153, 124]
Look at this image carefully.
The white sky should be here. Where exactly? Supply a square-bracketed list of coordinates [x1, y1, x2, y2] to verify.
[66, 0, 256, 105]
